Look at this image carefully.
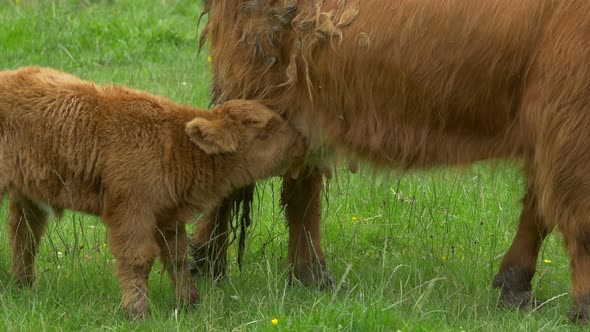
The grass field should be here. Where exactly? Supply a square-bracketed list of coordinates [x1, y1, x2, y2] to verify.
[0, 0, 582, 330]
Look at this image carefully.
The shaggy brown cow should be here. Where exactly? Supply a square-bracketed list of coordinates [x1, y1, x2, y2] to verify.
[0, 66, 307, 318]
[192, 0, 590, 321]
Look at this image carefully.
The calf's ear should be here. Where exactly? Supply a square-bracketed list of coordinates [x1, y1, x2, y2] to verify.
[186, 117, 238, 154]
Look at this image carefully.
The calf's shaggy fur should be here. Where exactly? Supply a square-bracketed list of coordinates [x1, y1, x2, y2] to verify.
[0, 66, 306, 318]
[196, 0, 590, 321]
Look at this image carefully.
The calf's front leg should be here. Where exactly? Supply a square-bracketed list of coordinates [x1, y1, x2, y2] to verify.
[156, 218, 199, 307]
[189, 194, 234, 278]
[104, 205, 159, 319]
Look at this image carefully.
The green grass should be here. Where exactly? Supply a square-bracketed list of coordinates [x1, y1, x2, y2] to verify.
[0, 0, 580, 330]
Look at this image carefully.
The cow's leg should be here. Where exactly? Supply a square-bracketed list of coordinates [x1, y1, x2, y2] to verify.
[104, 205, 159, 319]
[546, 133, 590, 322]
[564, 224, 590, 322]
[189, 195, 233, 278]
[8, 194, 49, 286]
[526, 9, 590, 322]
[528, 100, 590, 322]
[492, 187, 553, 308]
[155, 218, 199, 307]
[282, 167, 333, 289]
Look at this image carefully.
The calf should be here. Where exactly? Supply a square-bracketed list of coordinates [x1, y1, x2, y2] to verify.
[0, 66, 306, 318]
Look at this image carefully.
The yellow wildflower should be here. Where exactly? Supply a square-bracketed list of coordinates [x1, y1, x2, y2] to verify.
[441, 255, 447, 262]
[207, 55, 213, 63]
[271, 318, 278, 325]
[351, 216, 358, 222]
[544, 259, 552, 264]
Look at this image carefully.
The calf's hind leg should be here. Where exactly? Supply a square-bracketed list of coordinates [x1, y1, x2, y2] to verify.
[493, 186, 553, 308]
[8, 194, 49, 286]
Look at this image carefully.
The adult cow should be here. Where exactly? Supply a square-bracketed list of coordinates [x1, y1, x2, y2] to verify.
[191, 0, 590, 321]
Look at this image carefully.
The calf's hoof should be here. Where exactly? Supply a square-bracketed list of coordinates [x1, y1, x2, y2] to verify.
[123, 298, 151, 320]
[180, 285, 200, 307]
[188, 241, 227, 280]
[290, 263, 335, 290]
[12, 275, 35, 288]
[492, 266, 534, 309]
[569, 294, 590, 323]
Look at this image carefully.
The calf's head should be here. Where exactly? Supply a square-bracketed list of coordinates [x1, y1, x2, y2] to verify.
[186, 100, 307, 181]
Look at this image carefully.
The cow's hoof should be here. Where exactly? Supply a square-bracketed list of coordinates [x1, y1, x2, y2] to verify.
[188, 241, 226, 280]
[492, 266, 534, 309]
[290, 263, 335, 290]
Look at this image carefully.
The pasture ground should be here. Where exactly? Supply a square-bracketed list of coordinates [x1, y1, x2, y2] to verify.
[0, 0, 581, 330]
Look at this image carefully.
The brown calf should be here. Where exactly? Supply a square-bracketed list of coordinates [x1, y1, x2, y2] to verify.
[0, 66, 306, 318]
[193, 0, 590, 321]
